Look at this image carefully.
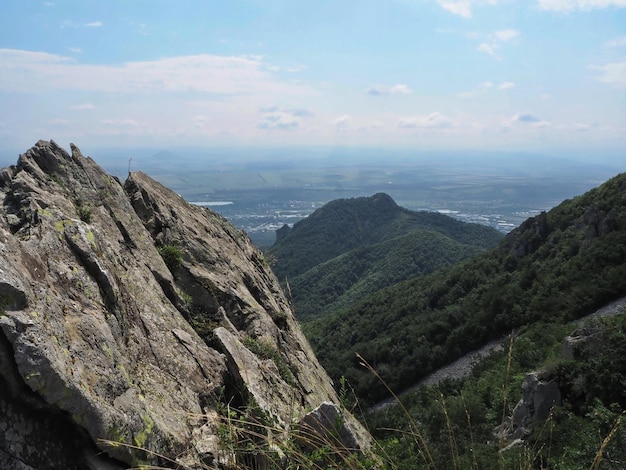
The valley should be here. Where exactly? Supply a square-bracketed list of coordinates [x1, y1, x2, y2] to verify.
[99, 148, 621, 248]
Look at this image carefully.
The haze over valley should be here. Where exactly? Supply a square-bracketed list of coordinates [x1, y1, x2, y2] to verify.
[86, 146, 622, 247]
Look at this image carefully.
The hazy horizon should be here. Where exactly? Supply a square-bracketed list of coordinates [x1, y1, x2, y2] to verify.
[1, 0, 625, 159]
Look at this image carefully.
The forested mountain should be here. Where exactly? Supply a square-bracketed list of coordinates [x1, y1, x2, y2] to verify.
[305, 173, 626, 404]
[269, 193, 503, 320]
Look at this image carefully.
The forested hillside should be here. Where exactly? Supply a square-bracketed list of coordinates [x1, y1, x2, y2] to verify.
[305, 173, 626, 404]
[269, 193, 503, 320]
[369, 311, 626, 468]
[289, 230, 486, 321]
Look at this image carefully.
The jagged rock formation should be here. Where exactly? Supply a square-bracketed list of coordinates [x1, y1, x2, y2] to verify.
[502, 211, 550, 257]
[503, 201, 617, 257]
[562, 326, 603, 361]
[296, 402, 363, 452]
[495, 372, 561, 443]
[0, 140, 370, 469]
[581, 204, 616, 239]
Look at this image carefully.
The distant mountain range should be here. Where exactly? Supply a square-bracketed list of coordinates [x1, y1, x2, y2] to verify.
[269, 193, 503, 321]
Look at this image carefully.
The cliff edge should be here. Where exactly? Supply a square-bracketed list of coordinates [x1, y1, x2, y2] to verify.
[0, 140, 370, 469]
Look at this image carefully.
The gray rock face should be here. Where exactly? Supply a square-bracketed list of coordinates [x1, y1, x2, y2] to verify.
[0, 140, 370, 468]
[495, 372, 561, 442]
[503, 211, 550, 257]
[562, 326, 603, 361]
[296, 402, 364, 452]
[582, 204, 615, 239]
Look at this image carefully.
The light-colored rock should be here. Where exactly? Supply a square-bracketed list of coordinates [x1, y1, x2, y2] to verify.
[296, 402, 364, 452]
[0, 140, 370, 469]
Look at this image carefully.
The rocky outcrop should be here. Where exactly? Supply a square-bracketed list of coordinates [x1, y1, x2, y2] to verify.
[0, 140, 370, 469]
[581, 204, 615, 239]
[275, 224, 291, 243]
[562, 327, 603, 361]
[502, 211, 550, 257]
[296, 402, 365, 452]
[495, 372, 561, 442]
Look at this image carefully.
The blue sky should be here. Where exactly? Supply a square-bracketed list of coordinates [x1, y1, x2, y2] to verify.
[1, 0, 625, 158]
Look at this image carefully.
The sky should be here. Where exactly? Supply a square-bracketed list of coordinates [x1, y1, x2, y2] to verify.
[1, 0, 625, 159]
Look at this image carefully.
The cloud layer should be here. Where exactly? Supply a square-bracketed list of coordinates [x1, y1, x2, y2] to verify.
[0, 49, 310, 96]
[366, 84, 413, 95]
[538, 0, 626, 11]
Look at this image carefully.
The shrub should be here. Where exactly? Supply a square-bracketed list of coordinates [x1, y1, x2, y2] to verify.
[77, 205, 92, 223]
[243, 336, 295, 386]
[157, 245, 183, 271]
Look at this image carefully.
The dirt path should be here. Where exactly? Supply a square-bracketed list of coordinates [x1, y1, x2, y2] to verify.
[369, 296, 626, 413]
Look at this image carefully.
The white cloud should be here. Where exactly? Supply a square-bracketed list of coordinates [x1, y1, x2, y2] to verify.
[505, 112, 551, 128]
[259, 105, 278, 113]
[367, 84, 413, 95]
[604, 36, 626, 48]
[0, 49, 73, 65]
[538, 0, 626, 12]
[68, 47, 82, 53]
[459, 80, 514, 97]
[0, 49, 313, 97]
[265, 63, 307, 73]
[435, 0, 503, 18]
[589, 61, 626, 87]
[240, 54, 263, 61]
[61, 20, 103, 29]
[101, 119, 141, 127]
[360, 121, 385, 131]
[257, 112, 300, 130]
[256, 107, 312, 130]
[192, 115, 210, 128]
[476, 30, 519, 58]
[478, 43, 497, 56]
[70, 103, 95, 110]
[437, 0, 473, 18]
[493, 29, 519, 41]
[333, 115, 352, 131]
[397, 112, 453, 129]
[458, 81, 494, 97]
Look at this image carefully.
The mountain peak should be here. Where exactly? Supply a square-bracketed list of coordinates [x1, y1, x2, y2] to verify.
[270, 192, 503, 281]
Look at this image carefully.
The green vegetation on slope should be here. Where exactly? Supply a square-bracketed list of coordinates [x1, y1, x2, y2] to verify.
[290, 229, 485, 321]
[305, 173, 626, 405]
[367, 314, 626, 469]
[269, 192, 503, 321]
[269, 192, 503, 282]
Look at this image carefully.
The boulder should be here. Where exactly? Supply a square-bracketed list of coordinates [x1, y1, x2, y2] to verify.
[496, 372, 561, 441]
[296, 402, 366, 452]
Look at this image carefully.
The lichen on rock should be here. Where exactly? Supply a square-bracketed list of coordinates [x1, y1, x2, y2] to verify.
[0, 140, 370, 469]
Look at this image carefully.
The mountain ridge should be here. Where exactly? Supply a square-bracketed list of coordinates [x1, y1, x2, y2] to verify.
[304, 172, 626, 404]
[270, 192, 503, 282]
[270, 192, 503, 321]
